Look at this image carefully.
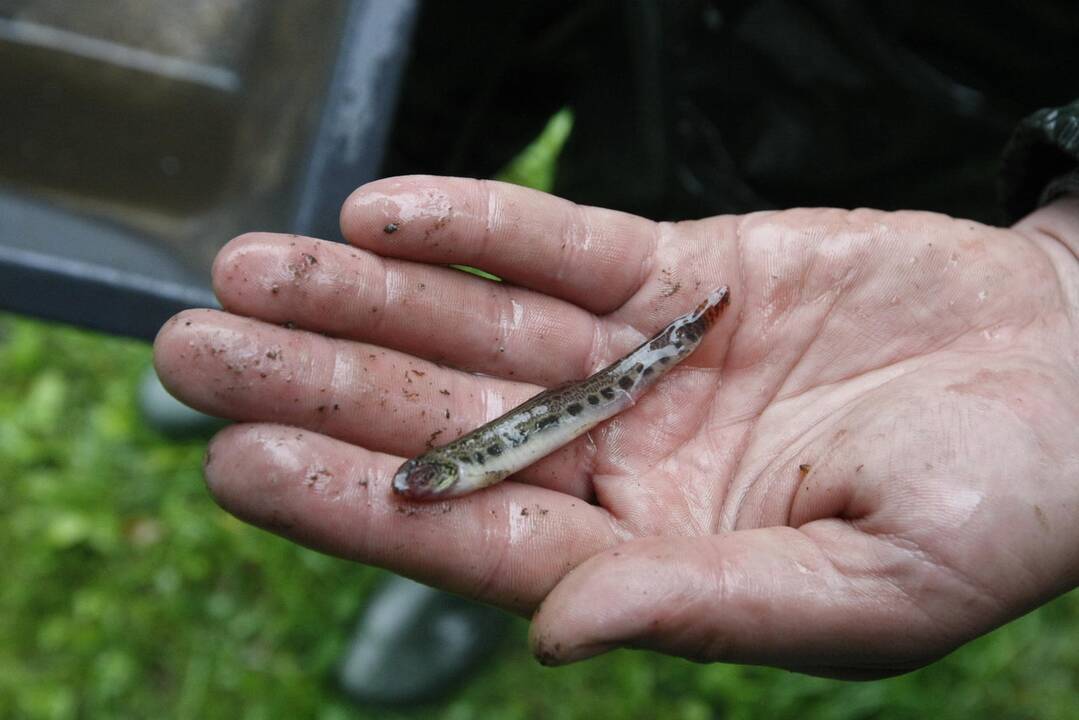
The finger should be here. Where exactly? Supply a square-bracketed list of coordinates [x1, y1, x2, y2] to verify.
[204, 423, 621, 614]
[529, 522, 994, 674]
[211, 232, 600, 387]
[340, 175, 656, 314]
[153, 309, 596, 498]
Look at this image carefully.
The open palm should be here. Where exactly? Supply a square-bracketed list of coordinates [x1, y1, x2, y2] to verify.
[154, 178, 1079, 677]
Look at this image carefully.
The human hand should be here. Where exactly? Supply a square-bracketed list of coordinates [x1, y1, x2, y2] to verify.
[153, 178, 1079, 677]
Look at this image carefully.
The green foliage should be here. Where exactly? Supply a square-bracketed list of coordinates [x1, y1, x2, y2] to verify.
[450, 265, 502, 283]
[0, 316, 381, 718]
[496, 108, 573, 193]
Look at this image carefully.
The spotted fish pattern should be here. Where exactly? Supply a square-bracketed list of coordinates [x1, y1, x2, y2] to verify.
[392, 286, 731, 500]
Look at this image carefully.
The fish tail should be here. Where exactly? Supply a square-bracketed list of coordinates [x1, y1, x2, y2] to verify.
[694, 286, 730, 328]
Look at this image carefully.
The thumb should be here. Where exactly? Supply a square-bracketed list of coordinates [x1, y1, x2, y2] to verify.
[529, 524, 965, 677]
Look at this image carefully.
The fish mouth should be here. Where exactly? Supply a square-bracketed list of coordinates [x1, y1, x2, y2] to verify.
[391, 459, 453, 500]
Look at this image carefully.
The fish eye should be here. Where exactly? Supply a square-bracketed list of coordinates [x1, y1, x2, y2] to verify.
[434, 462, 459, 490]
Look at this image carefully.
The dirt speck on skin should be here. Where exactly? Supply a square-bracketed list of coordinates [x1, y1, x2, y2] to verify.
[439, 388, 450, 395]
[855, 464, 864, 473]
[660, 268, 681, 297]
[534, 644, 558, 667]
[394, 501, 452, 517]
[520, 507, 529, 517]
[384, 222, 399, 234]
[425, 429, 443, 449]
[304, 468, 333, 492]
[287, 253, 319, 281]
[798, 463, 811, 476]
[1034, 504, 1050, 532]
[423, 211, 452, 240]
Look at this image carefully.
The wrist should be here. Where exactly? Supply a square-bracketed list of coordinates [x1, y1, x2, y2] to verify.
[1015, 193, 1079, 262]
[1015, 195, 1079, 345]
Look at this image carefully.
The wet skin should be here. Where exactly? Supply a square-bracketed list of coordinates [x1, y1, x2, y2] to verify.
[154, 177, 1079, 677]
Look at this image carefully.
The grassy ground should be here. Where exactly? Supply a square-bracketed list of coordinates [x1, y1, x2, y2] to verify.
[3, 111, 1079, 718]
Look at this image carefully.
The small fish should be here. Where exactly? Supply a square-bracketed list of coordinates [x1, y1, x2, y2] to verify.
[392, 286, 730, 500]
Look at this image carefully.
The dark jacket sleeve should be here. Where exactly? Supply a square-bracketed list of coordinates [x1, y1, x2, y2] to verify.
[1000, 99, 1079, 223]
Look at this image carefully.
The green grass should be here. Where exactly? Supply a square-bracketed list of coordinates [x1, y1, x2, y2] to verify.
[3, 108, 1079, 718]
[2, 313, 1079, 719]
[497, 108, 573, 193]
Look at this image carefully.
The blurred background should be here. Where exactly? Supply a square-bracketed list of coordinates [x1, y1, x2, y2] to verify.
[2, 1, 1078, 718]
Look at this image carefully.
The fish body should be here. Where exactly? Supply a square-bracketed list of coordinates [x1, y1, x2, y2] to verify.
[392, 286, 730, 499]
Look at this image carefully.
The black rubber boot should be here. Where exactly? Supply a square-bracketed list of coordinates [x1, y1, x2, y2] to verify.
[338, 575, 509, 705]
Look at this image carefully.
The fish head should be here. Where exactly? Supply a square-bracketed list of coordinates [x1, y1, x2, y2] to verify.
[391, 457, 460, 500]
